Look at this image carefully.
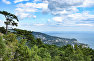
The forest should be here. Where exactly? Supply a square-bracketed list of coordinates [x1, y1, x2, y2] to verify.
[0, 27, 94, 61]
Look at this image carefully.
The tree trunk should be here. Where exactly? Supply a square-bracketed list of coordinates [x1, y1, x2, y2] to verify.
[6, 24, 8, 34]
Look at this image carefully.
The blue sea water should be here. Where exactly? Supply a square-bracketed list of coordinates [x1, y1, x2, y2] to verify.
[43, 31, 94, 49]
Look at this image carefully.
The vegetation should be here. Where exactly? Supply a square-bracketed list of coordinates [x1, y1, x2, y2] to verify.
[0, 11, 19, 34]
[0, 27, 6, 34]
[0, 28, 94, 61]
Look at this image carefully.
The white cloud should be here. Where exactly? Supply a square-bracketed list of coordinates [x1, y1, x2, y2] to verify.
[33, 0, 41, 2]
[14, 0, 94, 27]
[43, 0, 94, 27]
[15, 12, 30, 19]
[41, 0, 94, 16]
[15, 0, 85, 19]
[16, 3, 48, 9]
[14, 0, 29, 3]
[2, 0, 11, 4]
[68, 11, 94, 21]
[0, 20, 4, 26]
[51, 11, 94, 27]
[15, 7, 37, 12]
[77, 24, 93, 26]
[33, 24, 45, 26]
[33, 15, 36, 18]
[48, 19, 51, 22]
[82, 0, 94, 7]
[53, 17, 63, 22]
[15, 2, 48, 19]
[42, 0, 84, 15]
[51, 7, 79, 16]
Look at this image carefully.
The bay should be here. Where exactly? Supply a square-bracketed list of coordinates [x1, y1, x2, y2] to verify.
[43, 31, 94, 49]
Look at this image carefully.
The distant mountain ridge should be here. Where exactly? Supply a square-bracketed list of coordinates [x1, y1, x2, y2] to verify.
[32, 31, 88, 47]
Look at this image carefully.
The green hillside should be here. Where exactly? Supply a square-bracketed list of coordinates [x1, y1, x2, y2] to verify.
[0, 27, 94, 61]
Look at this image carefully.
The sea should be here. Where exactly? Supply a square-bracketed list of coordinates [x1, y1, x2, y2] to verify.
[43, 31, 94, 49]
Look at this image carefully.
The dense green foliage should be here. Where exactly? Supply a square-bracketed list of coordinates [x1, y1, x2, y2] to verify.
[0, 27, 6, 34]
[0, 28, 94, 61]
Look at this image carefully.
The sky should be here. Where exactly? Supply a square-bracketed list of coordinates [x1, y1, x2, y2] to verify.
[0, 0, 94, 31]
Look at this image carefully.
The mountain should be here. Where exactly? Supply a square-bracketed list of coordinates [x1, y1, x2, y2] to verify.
[32, 31, 88, 47]
[7, 29, 88, 47]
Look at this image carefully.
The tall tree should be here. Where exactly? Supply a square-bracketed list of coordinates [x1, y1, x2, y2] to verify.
[0, 11, 19, 34]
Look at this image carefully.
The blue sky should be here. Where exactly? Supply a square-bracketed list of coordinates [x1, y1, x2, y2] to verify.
[0, 0, 94, 31]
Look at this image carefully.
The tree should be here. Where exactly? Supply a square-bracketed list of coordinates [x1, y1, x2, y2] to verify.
[3, 33, 18, 61]
[0, 33, 6, 60]
[0, 27, 6, 34]
[0, 11, 19, 34]
[36, 38, 43, 46]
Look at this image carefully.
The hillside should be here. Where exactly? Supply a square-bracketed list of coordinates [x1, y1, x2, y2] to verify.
[0, 28, 94, 61]
[32, 31, 88, 47]
[8, 28, 88, 47]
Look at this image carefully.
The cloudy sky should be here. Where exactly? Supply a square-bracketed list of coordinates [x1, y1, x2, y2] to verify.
[0, 0, 94, 31]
